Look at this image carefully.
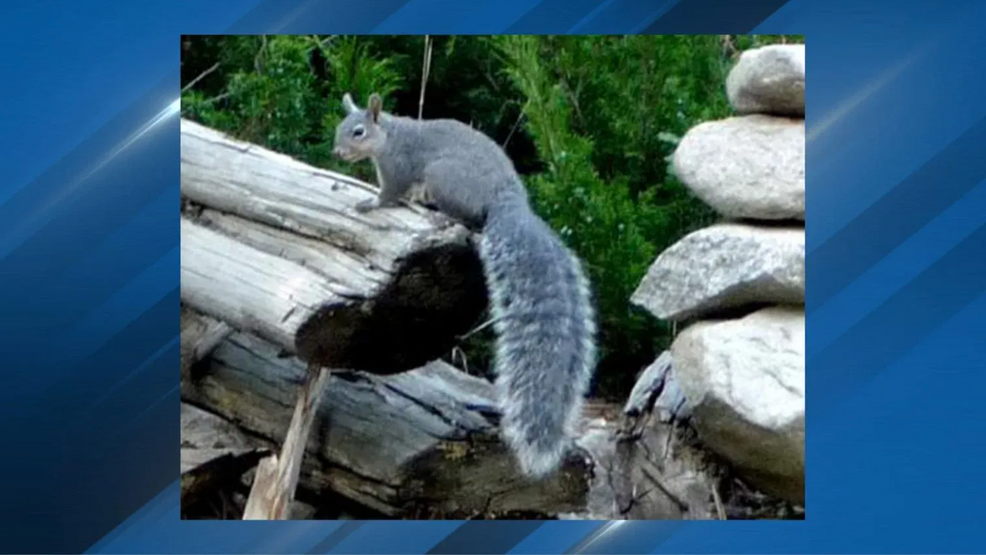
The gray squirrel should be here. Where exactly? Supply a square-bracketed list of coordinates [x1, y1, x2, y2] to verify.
[332, 93, 597, 479]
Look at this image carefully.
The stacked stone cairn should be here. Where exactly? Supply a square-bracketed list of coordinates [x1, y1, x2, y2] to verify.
[630, 44, 806, 505]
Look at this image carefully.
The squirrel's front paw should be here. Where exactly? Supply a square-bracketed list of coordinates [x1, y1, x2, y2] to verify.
[354, 198, 378, 213]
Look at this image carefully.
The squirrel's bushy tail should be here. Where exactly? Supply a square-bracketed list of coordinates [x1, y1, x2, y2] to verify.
[478, 199, 597, 478]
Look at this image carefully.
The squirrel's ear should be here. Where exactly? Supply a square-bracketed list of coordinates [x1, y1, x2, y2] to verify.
[368, 93, 383, 123]
[342, 93, 358, 114]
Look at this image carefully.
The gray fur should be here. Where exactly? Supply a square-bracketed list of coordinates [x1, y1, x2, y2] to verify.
[333, 94, 597, 478]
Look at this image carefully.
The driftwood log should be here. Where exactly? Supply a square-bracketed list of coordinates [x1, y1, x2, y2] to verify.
[178, 119, 721, 519]
[183, 332, 594, 517]
[180, 119, 488, 373]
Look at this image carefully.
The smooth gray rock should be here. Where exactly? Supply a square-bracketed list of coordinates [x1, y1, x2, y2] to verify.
[726, 44, 805, 116]
[631, 223, 805, 322]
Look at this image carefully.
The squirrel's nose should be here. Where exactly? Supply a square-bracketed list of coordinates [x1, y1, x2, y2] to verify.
[332, 146, 343, 158]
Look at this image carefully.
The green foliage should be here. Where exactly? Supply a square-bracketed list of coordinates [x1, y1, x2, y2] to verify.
[496, 36, 688, 395]
[184, 36, 315, 153]
[180, 34, 802, 398]
[180, 35, 404, 180]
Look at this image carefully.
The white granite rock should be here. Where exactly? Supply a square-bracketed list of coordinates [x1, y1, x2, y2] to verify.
[671, 306, 805, 504]
[673, 115, 805, 220]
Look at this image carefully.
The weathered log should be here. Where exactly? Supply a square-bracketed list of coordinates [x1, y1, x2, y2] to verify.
[181, 402, 267, 474]
[182, 329, 733, 520]
[178, 118, 526, 518]
[180, 307, 232, 382]
[179, 118, 488, 374]
[180, 402, 329, 520]
[180, 118, 452, 269]
[179, 402, 269, 512]
[182, 331, 593, 517]
[566, 377, 718, 521]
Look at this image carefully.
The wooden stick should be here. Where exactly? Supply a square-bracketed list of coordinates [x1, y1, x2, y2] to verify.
[639, 459, 690, 514]
[711, 479, 727, 520]
[181, 62, 220, 94]
[243, 364, 332, 519]
[458, 316, 498, 341]
[180, 309, 232, 383]
[417, 35, 433, 120]
[242, 455, 279, 519]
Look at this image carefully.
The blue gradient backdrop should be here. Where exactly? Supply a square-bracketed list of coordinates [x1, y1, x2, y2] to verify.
[0, 0, 984, 552]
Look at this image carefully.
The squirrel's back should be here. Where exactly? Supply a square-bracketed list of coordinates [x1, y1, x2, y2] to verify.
[383, 116, 527, 221]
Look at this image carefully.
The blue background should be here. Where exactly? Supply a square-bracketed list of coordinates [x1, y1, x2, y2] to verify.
[0, 0, 984, 552]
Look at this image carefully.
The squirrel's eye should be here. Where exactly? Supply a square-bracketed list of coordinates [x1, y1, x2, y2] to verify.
[352, 125, 365, 138]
